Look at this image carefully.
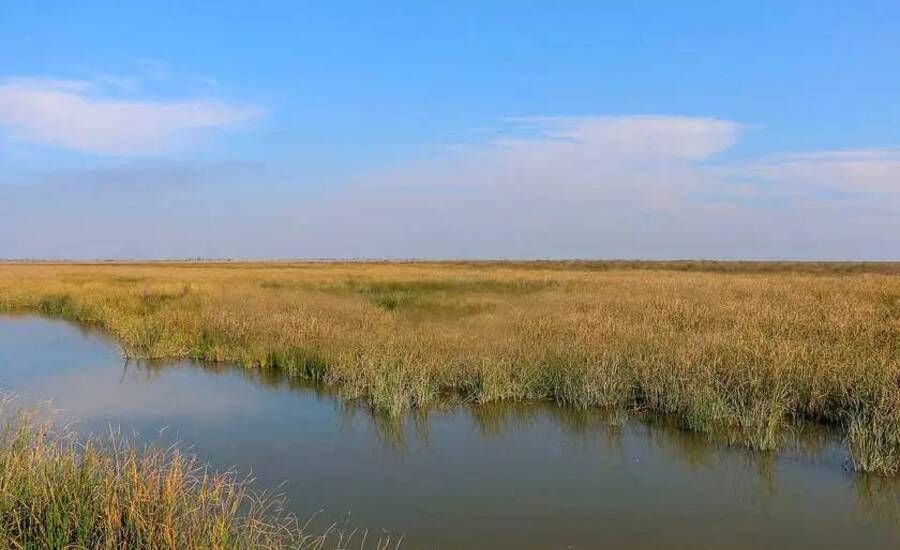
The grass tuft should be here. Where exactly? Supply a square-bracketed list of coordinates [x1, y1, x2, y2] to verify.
[0, 398, 386, 549]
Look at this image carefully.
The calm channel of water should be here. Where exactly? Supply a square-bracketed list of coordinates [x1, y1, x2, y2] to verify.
[1, 315, 899, 548]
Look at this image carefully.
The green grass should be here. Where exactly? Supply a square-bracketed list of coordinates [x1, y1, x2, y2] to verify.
[337, 278, 553, 315]
[0, 399, 384, 549]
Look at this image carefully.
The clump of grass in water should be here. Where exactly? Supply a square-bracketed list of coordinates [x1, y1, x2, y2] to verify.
[0, 399, 392, 549]
[845, 391, 900, 475]
[36, 294, 79, 318]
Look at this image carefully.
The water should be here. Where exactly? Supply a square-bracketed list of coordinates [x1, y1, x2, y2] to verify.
[1, 314, 898, 548]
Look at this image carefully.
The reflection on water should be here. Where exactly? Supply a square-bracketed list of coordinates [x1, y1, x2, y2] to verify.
[1, 315, 899, 549]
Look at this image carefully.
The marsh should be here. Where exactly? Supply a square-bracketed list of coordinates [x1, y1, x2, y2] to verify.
[1, 261, 900, 547]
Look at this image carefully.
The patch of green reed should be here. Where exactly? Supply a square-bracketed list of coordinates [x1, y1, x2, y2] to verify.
[266, 348, 330, 380]
[339, 278, 555, 312]
[259, 280, 312, 290]
[36, 293, 79, 318]
[844, 390, 900, 475]
[110, 275, 146, 284]
[136, 285, 191, 312]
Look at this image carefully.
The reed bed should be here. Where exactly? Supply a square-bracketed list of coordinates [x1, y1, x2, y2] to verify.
[0, 261, 898, 474]
[0, 397, 393, 549]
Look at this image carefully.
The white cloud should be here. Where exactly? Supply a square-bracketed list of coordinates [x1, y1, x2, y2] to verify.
[360, 116, 744, 222]
[314, 116, 898, 259]
[502, 115, 740, 160]
[363, 117, 900, 210]
[0, 77, 261, 156]
[742, 149, 900, 194]
[2, 114, 898, 260]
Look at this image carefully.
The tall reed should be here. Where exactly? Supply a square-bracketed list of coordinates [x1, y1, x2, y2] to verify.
[0, 398, 385, 549]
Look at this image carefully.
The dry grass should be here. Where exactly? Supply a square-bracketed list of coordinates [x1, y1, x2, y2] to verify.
[0, 261, 898, 474]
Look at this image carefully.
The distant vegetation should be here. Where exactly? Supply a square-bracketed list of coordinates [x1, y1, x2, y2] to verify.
[1, 260, 899, 474]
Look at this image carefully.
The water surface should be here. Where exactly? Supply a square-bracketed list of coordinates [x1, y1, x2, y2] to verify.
[1, 315, 898, 548]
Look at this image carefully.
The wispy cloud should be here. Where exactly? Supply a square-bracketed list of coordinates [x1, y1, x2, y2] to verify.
[0, 77, 261, 156]
[2, 115, 898, 260]
[363, 117, 898, 205]
[320, 116, 899, 259]
[742, 149, 900, 195]
[499, 115, 740, 160]
[360, 116, 743, 208]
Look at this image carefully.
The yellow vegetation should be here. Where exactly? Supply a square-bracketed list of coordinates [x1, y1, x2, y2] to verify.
[1, 261, 898, 474]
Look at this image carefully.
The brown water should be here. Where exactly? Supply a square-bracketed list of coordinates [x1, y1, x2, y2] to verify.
[1, 314, 899, 548]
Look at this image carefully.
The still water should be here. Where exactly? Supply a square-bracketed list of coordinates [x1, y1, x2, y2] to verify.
[1, 315, 898, 548]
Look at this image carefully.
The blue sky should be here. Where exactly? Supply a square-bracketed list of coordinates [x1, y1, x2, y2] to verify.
[1, 1, 899, 259]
